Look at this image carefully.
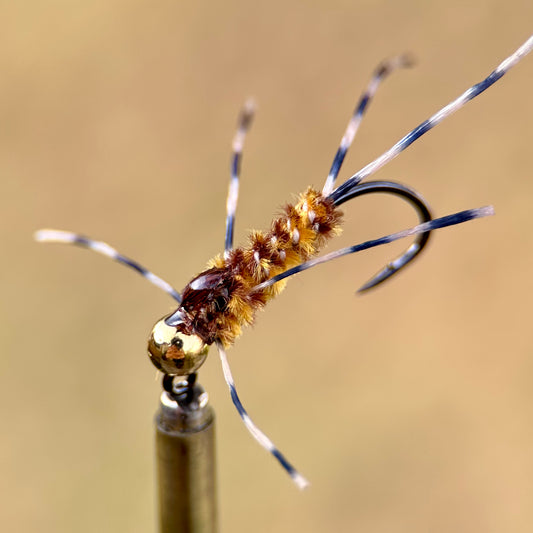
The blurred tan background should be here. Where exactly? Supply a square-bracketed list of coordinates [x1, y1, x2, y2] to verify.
[1, 2, 533, 532]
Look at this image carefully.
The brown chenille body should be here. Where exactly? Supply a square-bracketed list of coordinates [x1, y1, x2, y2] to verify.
[175, 187, 342, 348]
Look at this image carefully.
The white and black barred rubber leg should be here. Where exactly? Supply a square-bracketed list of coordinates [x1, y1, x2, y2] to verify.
[322, 54, 413, 196]
[252, 206, 494, 292]
[333, 34, 533, 199]
[34, 229, 182, 303]
[216, 341, 309, 490]
[224, 99, 256, 255]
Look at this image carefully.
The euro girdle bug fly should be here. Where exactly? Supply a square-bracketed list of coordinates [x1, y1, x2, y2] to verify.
[36, 35, 533, 488]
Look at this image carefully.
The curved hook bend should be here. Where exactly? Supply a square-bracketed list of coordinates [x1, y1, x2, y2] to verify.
[328, 180, 432, 292]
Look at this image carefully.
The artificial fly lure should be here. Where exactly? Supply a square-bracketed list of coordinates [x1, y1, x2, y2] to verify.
[36, 35, 533, 489]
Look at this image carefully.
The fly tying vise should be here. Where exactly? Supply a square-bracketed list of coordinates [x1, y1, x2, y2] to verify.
[36, 35, 533, 489]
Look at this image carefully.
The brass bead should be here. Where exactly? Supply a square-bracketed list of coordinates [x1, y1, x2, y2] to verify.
[148, 317, 209, 376]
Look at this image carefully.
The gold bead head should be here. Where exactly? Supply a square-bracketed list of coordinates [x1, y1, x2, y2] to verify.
[147, 316, 209, 376]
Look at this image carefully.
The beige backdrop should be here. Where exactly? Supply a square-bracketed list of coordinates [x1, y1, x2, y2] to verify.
[2, 2, 533, 532]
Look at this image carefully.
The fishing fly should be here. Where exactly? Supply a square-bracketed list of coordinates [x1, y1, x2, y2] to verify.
[36, 35, 533, 489]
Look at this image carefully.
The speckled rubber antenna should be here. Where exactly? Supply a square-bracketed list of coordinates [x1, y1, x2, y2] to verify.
[225, 98, 256, 255]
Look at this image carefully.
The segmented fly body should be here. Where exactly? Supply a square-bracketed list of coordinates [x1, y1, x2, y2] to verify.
[36, 35, 533, 488]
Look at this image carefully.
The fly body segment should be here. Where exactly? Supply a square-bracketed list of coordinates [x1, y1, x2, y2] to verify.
[36, 35, 533, 488]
